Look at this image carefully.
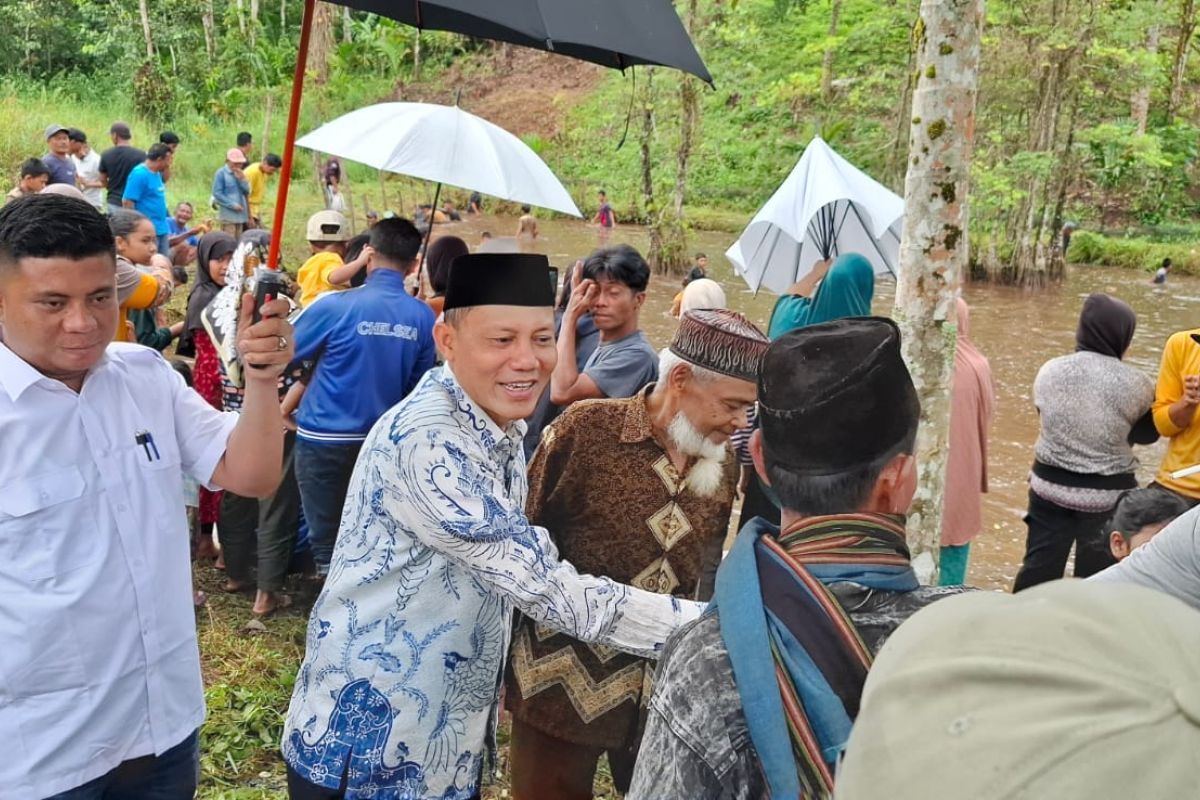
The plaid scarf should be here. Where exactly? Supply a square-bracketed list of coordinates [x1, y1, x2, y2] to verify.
[714, 513, 918, 799]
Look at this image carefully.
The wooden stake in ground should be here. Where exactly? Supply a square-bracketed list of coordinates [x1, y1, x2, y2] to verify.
[891, 0, 985, 582]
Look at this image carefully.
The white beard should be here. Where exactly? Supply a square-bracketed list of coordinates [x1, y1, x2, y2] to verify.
[667, 412, 728, 498]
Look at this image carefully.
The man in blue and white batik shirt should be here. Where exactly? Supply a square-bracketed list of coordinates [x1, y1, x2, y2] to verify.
[283, 253, 704, 800]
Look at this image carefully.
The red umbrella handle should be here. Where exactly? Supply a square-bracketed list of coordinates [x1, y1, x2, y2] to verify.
[268, 0, 316, 271]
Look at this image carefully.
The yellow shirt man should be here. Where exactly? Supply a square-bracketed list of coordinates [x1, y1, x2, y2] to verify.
[244, 162, 267, 220]
[1152, 328, 1200, 498]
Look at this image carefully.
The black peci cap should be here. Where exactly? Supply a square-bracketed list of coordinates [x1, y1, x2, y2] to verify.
[443, 253, 556, 311]
[758, 317, 920, 475]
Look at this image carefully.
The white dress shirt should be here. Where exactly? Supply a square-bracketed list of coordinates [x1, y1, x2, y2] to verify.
[0, 342, 238, 798]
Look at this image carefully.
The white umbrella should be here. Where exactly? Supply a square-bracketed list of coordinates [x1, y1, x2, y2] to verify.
[726, 137, 903, 294]
[295, 102, 582, 217]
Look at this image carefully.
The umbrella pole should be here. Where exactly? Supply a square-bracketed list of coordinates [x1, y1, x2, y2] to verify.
[421, 182, 443, 256]
[267, 0, 316, 271]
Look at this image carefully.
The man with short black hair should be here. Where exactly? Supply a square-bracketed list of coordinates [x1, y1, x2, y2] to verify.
[99, 121, 145, 210]
[68, 128, 104, 210]
[167, 201, 206, 266]
[123, 143, 174, 256]
[0, 193, 294, 798]
[244, 152, 283, 226]
[42, 123, 78, 187]
[629, 318, 969, 800]
[550, 243, 658, 408]
[237, 131, 254, 160]
[5, 158, 50, 204]
[289, 217, 437, 576]
[159, 131, 181, 152]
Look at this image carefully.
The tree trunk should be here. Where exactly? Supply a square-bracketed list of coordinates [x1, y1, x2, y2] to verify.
[280, 0, 287, 32]
[821, 0, 842, 102]
[202, 0, 216, 64]
[310, 1, 336, 85]
[413, 30, 422, 80]
[250, 0, 260, 47]
[638, 68, 667, 269]
[885, 25, 919, 190]
[343, 5, 353, 43]
[891, 0, 984, 583]
[1167, 0, 1198, 122]
[137, 0, 155, 59]
[235, 0, 247, 35]
[1131, 0, 1163, 135]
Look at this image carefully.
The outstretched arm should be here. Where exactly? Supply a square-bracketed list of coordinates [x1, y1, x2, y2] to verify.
[390, 427, 703, 658]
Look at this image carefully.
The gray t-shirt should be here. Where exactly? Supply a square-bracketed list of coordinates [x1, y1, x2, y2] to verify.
[583, 329, 658, 399]
[1033, 350, 1154, 475]
[1090, 505, 1200, 610]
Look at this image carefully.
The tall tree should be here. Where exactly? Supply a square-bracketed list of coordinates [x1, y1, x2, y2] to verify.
[639, 68, 667, 268]
[892, 0, 985, 581]
[820, 0, 843, 101]
[202, 0, 216, 63]
[137, 0, 155, 59]
[343, 5, 353, 43]
[1167, 0, 1198, 121]
[310, 1, 336, 84]
[250, 0, 261, 47]
[1130, 0, 1164, 135]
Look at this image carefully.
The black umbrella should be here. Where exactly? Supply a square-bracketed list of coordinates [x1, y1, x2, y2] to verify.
[266, 0, 710, 269]
[329, 0, 711, 83]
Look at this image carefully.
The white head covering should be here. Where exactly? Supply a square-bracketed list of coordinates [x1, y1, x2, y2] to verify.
[680, 278, 727, 313]
[835, 580, 1200, 800]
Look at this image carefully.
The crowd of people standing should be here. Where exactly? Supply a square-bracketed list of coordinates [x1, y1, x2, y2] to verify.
[3, 118, 1200, 800]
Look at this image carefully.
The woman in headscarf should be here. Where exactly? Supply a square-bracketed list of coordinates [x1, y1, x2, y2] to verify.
[423, 235, 469, 317]
[741, 253, 877, 530]
[939, 299, 995, 586]
[182, 231, 237, 561]
[767, 252, 874, 339]
[1013, 293, 1157, 591]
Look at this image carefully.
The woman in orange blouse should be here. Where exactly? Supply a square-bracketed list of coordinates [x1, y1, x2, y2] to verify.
[109, 209, 173, 341]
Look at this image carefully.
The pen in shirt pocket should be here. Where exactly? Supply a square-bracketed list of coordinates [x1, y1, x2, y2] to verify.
[135, 430, 161, 462]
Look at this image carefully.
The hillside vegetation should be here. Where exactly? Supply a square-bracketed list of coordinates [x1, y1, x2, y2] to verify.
[4, 1, 1200, 273]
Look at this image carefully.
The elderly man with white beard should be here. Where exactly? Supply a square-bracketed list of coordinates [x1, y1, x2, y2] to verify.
[504, 308, 769, 799]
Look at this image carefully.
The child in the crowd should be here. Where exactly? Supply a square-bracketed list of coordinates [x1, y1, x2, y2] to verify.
[1108, 487, 1191, 561]
[296, 209, 351, 306]
[5, 158, 50, 203]
[1152, 257, 1172, 285]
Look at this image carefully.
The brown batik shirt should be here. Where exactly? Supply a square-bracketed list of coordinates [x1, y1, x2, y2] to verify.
[505, 388, 738, 749]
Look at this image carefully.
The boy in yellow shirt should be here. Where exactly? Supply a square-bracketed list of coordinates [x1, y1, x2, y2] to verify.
[1152, 327, 1200, 505]
[297, 210, 351, 306]
[244, 153, 282, 226]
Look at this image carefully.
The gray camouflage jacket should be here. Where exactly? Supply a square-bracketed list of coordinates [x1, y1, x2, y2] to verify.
[627, 582, 971, 799]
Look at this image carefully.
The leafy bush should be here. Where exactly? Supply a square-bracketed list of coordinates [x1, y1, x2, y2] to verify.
[1068, 230, 1200, 275]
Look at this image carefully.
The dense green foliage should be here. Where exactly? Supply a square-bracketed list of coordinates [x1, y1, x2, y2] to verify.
[3, 0, 1198, 267]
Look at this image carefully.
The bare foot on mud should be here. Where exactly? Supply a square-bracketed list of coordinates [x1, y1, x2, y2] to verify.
[253, 591, 292, 617]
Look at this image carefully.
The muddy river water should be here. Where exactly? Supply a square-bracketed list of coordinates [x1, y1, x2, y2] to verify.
[434, 213, 1192, 590]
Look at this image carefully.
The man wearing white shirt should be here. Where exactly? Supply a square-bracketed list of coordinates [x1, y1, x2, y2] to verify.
[69, 128, 105, 211]
[0, 193, 295, 798]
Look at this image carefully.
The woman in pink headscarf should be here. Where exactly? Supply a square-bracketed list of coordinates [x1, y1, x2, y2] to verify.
[940, 297, 996, 585]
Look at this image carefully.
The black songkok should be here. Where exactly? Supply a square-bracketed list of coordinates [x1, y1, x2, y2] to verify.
[759, 316, 920, 475]
[443, 253, 556, 310]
